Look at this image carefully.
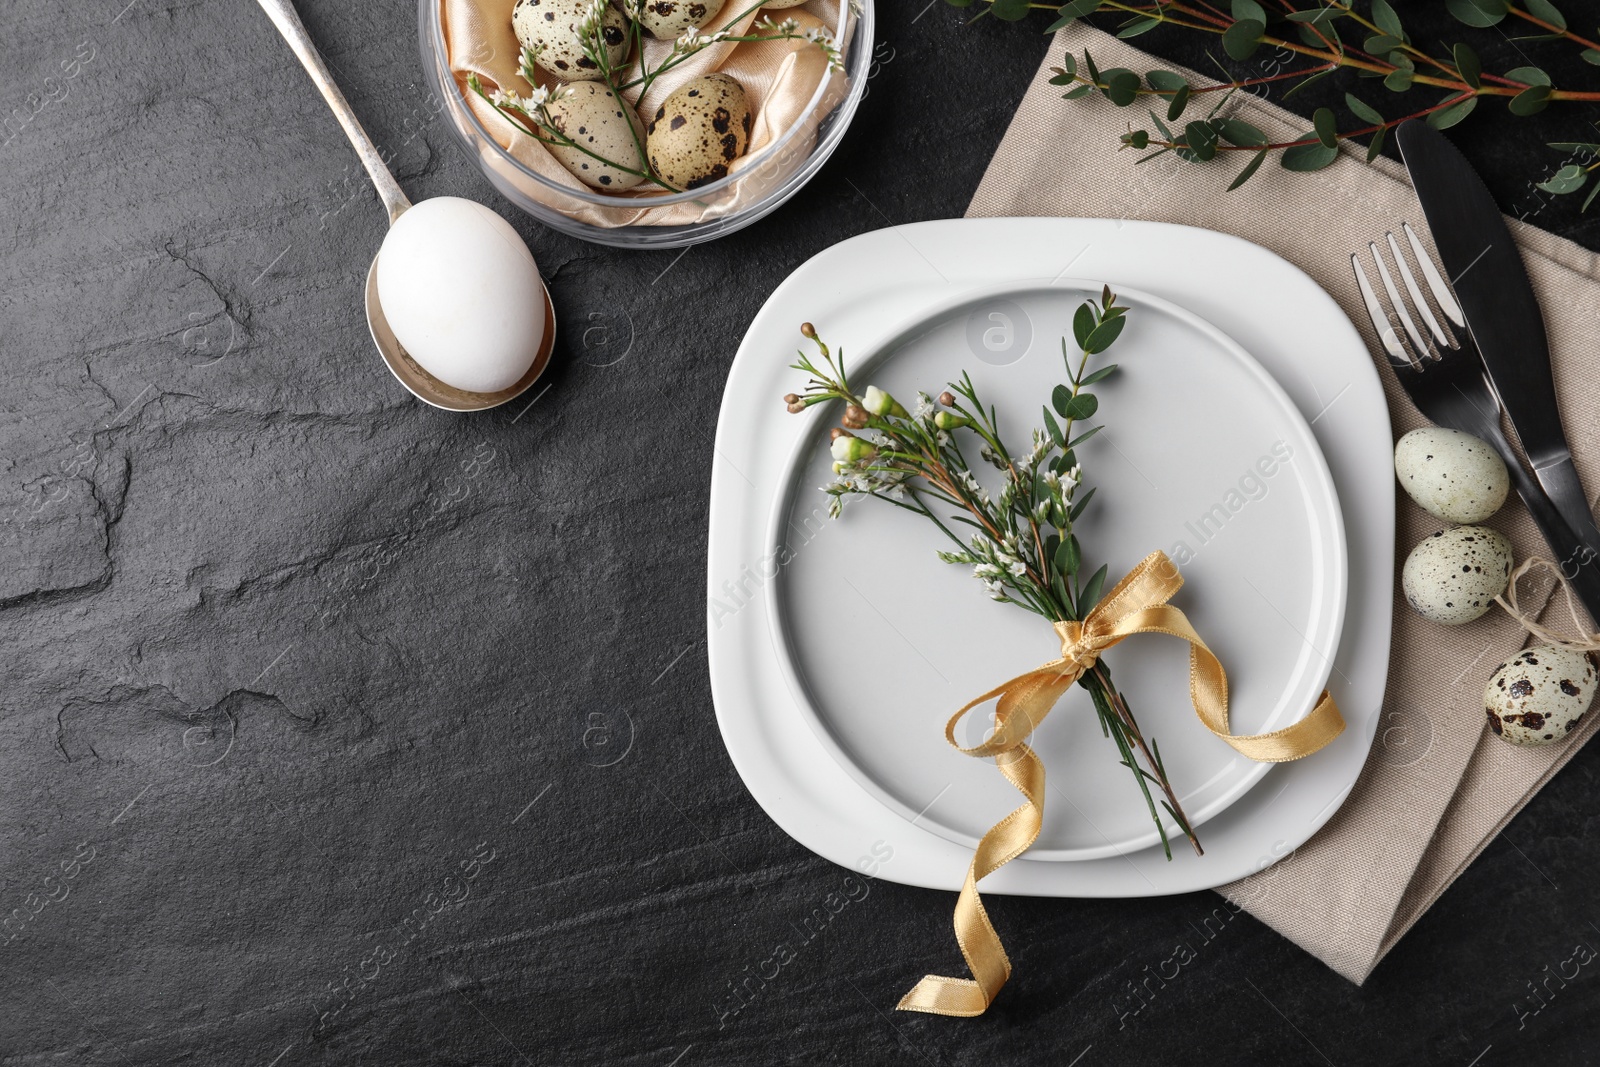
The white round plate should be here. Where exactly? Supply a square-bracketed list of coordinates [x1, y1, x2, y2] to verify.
[708, 218, 1393, 896]
[766, 282, 1345, 860]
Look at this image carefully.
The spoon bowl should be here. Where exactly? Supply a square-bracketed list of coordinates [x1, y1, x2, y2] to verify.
[364, 260, 556, 412]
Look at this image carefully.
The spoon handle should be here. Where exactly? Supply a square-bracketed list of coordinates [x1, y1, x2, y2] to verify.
[253, 0, 412, 225]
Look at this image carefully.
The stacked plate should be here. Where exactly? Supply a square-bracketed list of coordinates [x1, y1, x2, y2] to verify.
[707, 219, 1393, 895]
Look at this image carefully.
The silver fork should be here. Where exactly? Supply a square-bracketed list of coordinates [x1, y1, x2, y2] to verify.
[1352, 226, 1600, 622]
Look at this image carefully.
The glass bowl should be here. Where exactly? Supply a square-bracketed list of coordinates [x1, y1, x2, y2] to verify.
[418, 0, 873, 249]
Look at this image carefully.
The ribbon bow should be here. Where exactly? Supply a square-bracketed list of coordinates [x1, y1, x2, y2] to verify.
[896, 551, 1344, 1018]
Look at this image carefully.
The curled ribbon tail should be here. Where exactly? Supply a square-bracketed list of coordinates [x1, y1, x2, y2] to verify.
[897, 551, 1345, 1018]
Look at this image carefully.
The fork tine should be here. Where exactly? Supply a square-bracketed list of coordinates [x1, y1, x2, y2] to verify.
[1386, 232, 1455, 350]
[1351, 252, 1416, 370]
[1402, 222, 1467, 329]
[1369, 241, 1431, 360]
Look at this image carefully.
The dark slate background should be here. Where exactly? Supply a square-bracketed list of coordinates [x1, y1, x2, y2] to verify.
[3, 1, 1599, 1064]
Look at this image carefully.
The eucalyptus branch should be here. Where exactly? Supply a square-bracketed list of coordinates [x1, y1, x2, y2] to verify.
[960, 0, 1600, 200]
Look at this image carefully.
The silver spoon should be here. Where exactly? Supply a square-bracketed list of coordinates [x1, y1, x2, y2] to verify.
[253, 0, 554, 412]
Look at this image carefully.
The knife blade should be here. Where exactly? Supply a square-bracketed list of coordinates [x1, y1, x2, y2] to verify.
[1397, 120, 1600, 574]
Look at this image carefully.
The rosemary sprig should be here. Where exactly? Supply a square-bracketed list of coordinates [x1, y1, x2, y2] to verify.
[784, 290, 1201, 858]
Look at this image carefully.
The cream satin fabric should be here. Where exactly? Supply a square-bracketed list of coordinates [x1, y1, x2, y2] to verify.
[969, 22, 1600, 984]
[440, 0, 847, 226]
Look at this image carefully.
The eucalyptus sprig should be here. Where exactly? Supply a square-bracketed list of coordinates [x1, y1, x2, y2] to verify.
[784, 290, 1202, 858]
[957, 0, 1600, 201]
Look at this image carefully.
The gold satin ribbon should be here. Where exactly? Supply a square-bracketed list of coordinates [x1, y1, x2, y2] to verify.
[896, 551, 1344, 1018]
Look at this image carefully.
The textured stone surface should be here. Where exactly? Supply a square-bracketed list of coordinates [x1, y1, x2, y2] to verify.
[2, 2, 1599, 1065]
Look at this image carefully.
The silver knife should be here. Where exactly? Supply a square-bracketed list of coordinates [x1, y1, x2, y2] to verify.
[1397, 120, 1600, 578]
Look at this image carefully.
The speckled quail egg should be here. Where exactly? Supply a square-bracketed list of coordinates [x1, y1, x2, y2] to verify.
[636, 0, 725, 39]
[1401, 525, 1513, 625]
[513, 0, 629, 82]
[541, 82, 646, 190]
[757, 0, 808, 6]
[1394, 427, 1510, 524]
[646, 73, 751, 189]
[1484, 645, 1597, 745]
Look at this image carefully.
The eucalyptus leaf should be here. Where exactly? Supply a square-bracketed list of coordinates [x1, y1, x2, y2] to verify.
[1072, 304, 1096, 350]
[1282, 137, 1339, 171]
[1538, 164, 1589, 194]
[1506, 65, 1552, 86]
[1084, 315, 1127, 353]
[1042, 405, 1066, 446]
[1117, 16, 1161, 38]
[1371, 0, 1405, 38]
[1079, 365, 1119, 386]
[1286, 6, 1338, 23]
[1364, 33, 1403, 56]
[1067, 426, 1103, 447]
[1509, 84, 1552, 115]
[991, 0, 1031, 21]
[1167, 83, 1191, 122]
[1583, 179, 1600, 212]
[1344, 92, 1384, 126]
[1524, 0, 1566, 31]
[1365, 125, 1387, 163]
[1080, 563, 1110, 612]
[1427, 96, 1478, 130]
[1101, 68, 1142, 107]
[1384, 67, 1415, 92]
[1069, 487, 1096, 521]
[1313, 107, 1339, 149]
[1051, 383, 1073, 418]
[1583, 49, 1600, 66]
[1062, 84, 1094, 100]
[1445, 0, 1508, 27]
[1059, 534, 1082, 576]
[1221, 18, 1265, 61]
[1453, 42, 1481, 88]
[1227, 149, 1268, 190]
[1182, 119, 1219, 162]
[1231, 0, 1266, 22]
[1217, 118, 1267, 147]
[1145, 70, 1186, 92]
[1062, 393, 1100, 420]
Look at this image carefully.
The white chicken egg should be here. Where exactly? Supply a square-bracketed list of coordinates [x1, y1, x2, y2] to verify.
[375, 197, 545, 395]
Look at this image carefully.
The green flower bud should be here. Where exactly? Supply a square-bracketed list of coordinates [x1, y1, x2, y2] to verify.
[830, 435, 877, 465]
[934, 411, 971, 430]
[862, 386, 908, 418]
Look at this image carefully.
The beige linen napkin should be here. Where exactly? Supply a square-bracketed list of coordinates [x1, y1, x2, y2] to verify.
[968, 23, 1600, 983]
[441, 0, 847, 227]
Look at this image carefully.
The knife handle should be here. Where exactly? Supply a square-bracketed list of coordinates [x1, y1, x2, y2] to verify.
[1501, 450, 1600, 631]
[1534, 455, 1600, 552]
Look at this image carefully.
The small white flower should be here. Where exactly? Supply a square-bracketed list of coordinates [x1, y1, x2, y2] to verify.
[914, 393, 934, 418]
[1008, 560, 1027, 578]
